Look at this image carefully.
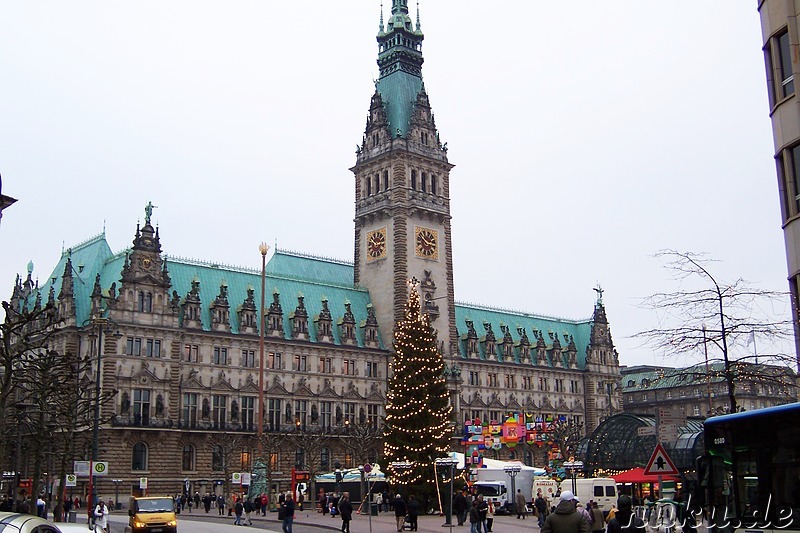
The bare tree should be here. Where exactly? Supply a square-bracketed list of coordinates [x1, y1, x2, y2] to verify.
[544, 419, 584, 466]
[339, 420, 382, 467]
[254, 431, 288, 502]
[287, 427, 332, 500]
[635, 250, 795, 413]
[206, 433, 254, 501]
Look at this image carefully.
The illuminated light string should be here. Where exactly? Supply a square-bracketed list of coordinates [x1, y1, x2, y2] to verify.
[384, 284, 452, 491]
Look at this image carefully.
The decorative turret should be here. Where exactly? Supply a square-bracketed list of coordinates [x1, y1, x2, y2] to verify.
[58, 252, 76, 320]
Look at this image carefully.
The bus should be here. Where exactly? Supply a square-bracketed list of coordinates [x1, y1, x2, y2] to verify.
[701, 402, 800, 532]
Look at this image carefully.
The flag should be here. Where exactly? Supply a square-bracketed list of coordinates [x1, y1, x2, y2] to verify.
[746, 331, 755, 347]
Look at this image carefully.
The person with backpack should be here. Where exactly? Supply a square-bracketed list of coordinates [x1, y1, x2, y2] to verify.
[606, 495, 644, 533]
[588, 501, 605, 533]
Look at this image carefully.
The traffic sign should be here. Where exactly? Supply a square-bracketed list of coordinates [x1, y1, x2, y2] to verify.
[232, 472, 242, 484]
[66, 474, 77, 487]
[644, 443, 679, 476]
[92, 462, 109, 476]
[637, 426, 656, 437]
[139, 477, 148, 490]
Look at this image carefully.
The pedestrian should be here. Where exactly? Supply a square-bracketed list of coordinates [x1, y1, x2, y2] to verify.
[320, 490, 328, 516]
[234, 498, 244, 526]
[194, 492, 201, 511]
[339, 492, 354, 533]
[375, 492, 383, 513]
[393, 494, 407, 532]
[244, 498, 254, 526]
[36, 495, 45, 518]
[406, 494, 420, 532]
[280, 492, 296, 533]
[516, 488, 528, 519]
[485, 499, 495, 532]
[535, 489, 549, 528]
[606, 495, 644, 533]
[383, 490, 390, 513]
[204, 493, 212, 513]
[453, 489, 468, 526]
[542, 491, 590, 533]
[187, 495, 193, 513]
[577, 502, 591, 524]
[476, 495, 489, 533]
[262, 493, 269, 516]
[94, 499, 110, 533]
[180, 494, 187, 512]
[588, 501, 605, 533]
[469, 499, 481, 533]
[217, 494, 225, 515]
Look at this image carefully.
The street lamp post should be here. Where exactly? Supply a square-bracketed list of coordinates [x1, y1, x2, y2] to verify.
[503, 464, 522, 515]
[435, 457, 458, 533]
[257, 243, 269, 456]
[334, 460, 343, 495]
[563, 460, 584, 495]
[112, 479, 123, 510]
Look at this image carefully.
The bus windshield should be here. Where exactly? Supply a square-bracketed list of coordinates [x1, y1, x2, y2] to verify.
[704, 403, 800, 530]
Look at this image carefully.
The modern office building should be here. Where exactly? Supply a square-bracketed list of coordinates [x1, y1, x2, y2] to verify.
[758, 1, 800, 366]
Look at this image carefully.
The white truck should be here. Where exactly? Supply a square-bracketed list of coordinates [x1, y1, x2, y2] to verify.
[555, 478, 618, 513]
[474, 465, 540, 514]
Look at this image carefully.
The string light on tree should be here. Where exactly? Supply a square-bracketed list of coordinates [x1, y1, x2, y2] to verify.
[384, 278, 452, 496]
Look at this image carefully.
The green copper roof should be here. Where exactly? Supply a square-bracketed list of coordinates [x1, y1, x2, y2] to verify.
[454, 302, 594, 368]
[375, 0, 425, 138]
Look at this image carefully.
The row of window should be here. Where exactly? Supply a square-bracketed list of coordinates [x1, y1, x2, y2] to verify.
[132, 441, 369, 474]
[464, 411, 583, 428]
[182, 345, 382, 377]
[125, 337, 162, 357]
[177, 392, 381, 429]
[362, 169, 440, 197]
[469, 371, 581, 393]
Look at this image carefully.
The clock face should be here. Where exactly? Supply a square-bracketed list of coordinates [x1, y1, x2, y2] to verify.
[414, 226, 438, 259]
[366, 228, 387, 261]
[142, 258, 152, 270]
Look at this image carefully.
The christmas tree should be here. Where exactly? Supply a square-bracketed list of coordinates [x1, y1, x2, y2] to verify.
[384, 279, 453, 498]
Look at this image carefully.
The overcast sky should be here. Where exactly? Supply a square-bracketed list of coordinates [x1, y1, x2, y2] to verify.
[0, 2, 790, 368]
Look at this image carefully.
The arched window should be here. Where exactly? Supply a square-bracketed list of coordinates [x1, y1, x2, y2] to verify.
[181, 444, 195, 471]
[132, 442, 148, 471]
[138, 291, 153, 313]
[411, 170, 417, 190]
[212, 445, 224, 471]
[383, 170, 389, 190]
[430, 174, 437, 195]
[421, 172, 427, 192]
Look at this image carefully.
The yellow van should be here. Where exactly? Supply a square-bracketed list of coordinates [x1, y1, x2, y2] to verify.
[125, 496, 178, 533]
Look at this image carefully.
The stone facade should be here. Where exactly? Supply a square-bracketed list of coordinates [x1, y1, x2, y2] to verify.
[7, 1, 624, 501]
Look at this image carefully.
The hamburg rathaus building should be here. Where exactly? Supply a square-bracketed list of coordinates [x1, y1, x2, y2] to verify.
[8, 1, 622, 500]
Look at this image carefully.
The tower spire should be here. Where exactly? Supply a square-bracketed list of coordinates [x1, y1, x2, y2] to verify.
[379, 2, 385, 34]
[416, 0, 421, 32]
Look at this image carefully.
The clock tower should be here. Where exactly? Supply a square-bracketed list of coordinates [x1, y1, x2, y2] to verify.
[352, 0, 456, 356]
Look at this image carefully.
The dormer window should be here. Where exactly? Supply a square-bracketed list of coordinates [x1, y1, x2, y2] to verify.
[375, 174, 380, 193]
[383, 170, 389, 190]
[411, 170, 417, 190]
[366, 177, 372, 196]
[421, 172, 427, 192]
[431, 174, 437, 195]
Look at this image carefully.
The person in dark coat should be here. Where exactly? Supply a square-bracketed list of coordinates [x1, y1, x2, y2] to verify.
[453, 489, 469, 526]
[393, 494, 407, 532]
[469, 499, 481, 533]
[338, 492, 354, 533]
[406, 495, 420, 532]
[606, 495, 644, 533]
[281, 493, 296, 533]
[542, 491, 590, 533]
